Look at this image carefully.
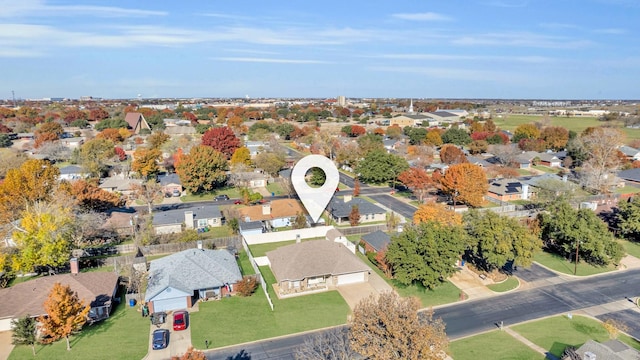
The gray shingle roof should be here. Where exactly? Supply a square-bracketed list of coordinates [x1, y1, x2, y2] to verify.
[145, 249, 242, 301]
[158, 173, 181, 186]
[266, 240, 370, 282]
[618, 168, 640, 182]
[361, 230, 391, 252]
[575, 339, 640, 360]
[152, 205, 221, 226]
[59, 165, 84, 175]
[328, 197, 385, 218]
[488, 178, 523, 196]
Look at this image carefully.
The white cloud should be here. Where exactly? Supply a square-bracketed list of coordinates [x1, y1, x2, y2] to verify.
[373, 53, 553, 63]
[452, 32, 592, 49]
[212, 57, 332, 64]
[391, 12, 452, 21]
[593, 28, 626, 35]
[0, 0, 166, 18]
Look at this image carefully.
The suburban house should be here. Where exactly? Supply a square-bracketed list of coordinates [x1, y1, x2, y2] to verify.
[619, 145, 640, 161]
[153, 205, 222, 234]
[266, 240, 370, 296]
[58, 165, 86, 181]
[245, 141, 269, 157]
[327, 196, 386, 225]
[0, 270, 119, 331]
[538, 153, 562, 167]
[164, 126, 197, 136]
[229, 170, 268, 189]
[237, 199, 306, 230]
[124, 112, 151, 134]
[360, 230, 391, 254]
[238, 220, 265, 236]
[564, 339, 640, 360]
[144, 248, 243, 312]
[60, 136, 84, 150]
[158, 173, 182, 196]
[486, 178, 532, 202]
[465, 155, 492, 168]
[99, 176, 143, 198]
[617, 168, 640, 185]
[326, 228, 355, 253]
[514, 151, 539, 169]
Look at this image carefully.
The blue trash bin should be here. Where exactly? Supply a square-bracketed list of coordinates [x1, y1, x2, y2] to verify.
[129, 299, 136, 307]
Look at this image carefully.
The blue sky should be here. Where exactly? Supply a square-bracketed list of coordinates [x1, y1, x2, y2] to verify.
[2, 0, 639, 100]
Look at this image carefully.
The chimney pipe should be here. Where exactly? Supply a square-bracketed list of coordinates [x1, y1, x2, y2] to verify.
[70, 257, 79, 275]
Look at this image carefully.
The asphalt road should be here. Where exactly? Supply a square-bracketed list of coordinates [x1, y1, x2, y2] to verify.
[204, 268, 640, 359]
[511, 263, 558, 282]
[368, 194, 417, 220]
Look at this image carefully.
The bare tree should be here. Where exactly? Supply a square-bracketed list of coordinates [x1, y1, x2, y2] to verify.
[295, 327, 359, 360]
[575, 127, 624, 192]
[131, 180, 164, 214]
[490, 144, 520, 167]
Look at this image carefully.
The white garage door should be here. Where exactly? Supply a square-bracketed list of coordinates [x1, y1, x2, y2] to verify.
[153, 297, 187, 312]
[337, 272, 365, 286]
[0, 317, 13, 332]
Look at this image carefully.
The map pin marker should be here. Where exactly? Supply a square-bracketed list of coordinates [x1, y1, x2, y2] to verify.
[291, 154, 339, 224]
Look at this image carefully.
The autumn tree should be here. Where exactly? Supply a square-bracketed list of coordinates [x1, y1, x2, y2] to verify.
[413, 202, 462, 226]
[349, 205, 360, 226]
[39, 283, 90, 350]
[291, 212, 307, 230]
[230, 146, 252, 167]
[11, 315, 37, 356]
[353, 178, 360, 197]
[439, 144, 467, 165]
[468, 140, 488, 154]
[176, 145, 228, 194]
[574, 127, 625, 192]
[0, 159, 59, 224]
[171, 347, 207, 360]
[12, 202, 75, 273]
[335, 142, 361, 170]
[114, 146, 126, 161]
[132, 147, 161, 179]
[349, 292, 448, 360]
[386, 125, 403, 139]
[201, 126, 240, 159]
[235, 276, 258, 297]
[540, 126, 569, 151]
[356, 133, 384, 154]
[617, 196, 640, 242]
[463, 210, 542, 271]
[385, 222, 466, 289]
[96, 128, 124, 143]
[131, 180, 164, 215]
[425, 130, 443, 147]
[62, 179, 122, 211]
[512, 123, 541, 143]
[440, 163, 488, 207]
[88, 108, 109, 122]
[147, 131, 170, 149]
[34, 121, 64, 148]
[398, 167, 433, 203]
[295, 327, 358, 360]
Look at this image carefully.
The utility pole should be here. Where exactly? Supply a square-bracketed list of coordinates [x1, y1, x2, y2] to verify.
[12, 90, 16, 107]
[574, 240, 581, 275]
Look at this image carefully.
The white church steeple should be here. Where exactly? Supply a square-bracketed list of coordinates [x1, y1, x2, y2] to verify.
[408, 99, 414, 114]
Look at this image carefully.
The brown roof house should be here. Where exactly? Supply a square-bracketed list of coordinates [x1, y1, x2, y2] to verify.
[238, 199, 306, 230]
[124, 112, 151, 134]
[266, 240, 370, 297]
[0, 266, 119, 331]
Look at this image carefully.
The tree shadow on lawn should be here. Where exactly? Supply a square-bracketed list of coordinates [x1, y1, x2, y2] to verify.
[550, 342, 571, 358]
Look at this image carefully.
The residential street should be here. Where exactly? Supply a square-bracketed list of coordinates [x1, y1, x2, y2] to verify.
[204, 267, 640, 360]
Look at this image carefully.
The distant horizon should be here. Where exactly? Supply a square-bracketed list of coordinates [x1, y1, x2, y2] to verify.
[2, 1, 639, 100]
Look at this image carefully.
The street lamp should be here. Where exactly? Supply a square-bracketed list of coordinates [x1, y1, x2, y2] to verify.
[574, 240, 582, 275]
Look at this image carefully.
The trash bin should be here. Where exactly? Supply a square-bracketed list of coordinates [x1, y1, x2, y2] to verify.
[271, 192, 275, 196]
[129, 299, 136, 307]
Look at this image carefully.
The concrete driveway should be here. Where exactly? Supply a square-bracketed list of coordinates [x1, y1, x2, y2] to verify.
[338, 268, 394, 311]
[144, 312, 192, 360]
[0, 331, 14, 360]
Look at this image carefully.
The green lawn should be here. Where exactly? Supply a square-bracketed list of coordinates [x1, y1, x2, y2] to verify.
[7, 274, 40, 287]
[615, 186, 640, 194]
[512, 315, 640, 357]
[237, 250, 255, 275]
[265, 182, 284, 195]
[9, 297, 149, 360]
[532, 165, 556, 173]
[449, 330, 543, 360]
[181, 187, 242, 202]
[534, 251, 616, 276]
[619, 239, 640, 259]
[202, 225, 233, 238]
[488, 276, 520, 292]
[190, 269, 350, 349]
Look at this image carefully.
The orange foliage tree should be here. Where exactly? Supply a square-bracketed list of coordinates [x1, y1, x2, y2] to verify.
[38, 283, 90, 350]
[132, 147, 161, 179]
[172, 347, 207, 360]
[96, 128, 124, 143]
[62, 179, 122, 211]
[413, 202, 462, 226]
[439, 144, 467, 165]
[398, 167, 433, 203]
[439, 163, 488, 207]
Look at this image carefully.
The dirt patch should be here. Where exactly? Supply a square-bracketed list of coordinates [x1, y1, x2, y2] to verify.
[466, 264, 508, 282]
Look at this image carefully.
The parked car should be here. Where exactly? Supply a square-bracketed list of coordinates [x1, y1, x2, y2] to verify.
[152, 329, 169, 350]
[215, 194, 230, 201]
[172, 189, 181, 197]
[173, 310, 188, 331]
[233, 199, 242, 204]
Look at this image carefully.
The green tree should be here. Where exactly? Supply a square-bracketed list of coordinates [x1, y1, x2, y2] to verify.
[349, 292, 448, 360]
[0, 133, 12, 147]
[38, 282, 90, 350]
[275, 122, 295, 139]
[406, 128, 428, 145]
[356, 150, 409, 186]
[11, 315, 37, 356]
[538, 201, 624, 266]
[291, 212, 308, 229]
[441, 128, 471, 145]
[78, 138, 115, 177]
[356, 133, 384, 154]
[176, 145, 228, 194]
[385, 222, 466, 289]
[254, 151, 286, 176]
[463, 210, 542, 271]
[95, 118, 128, 130]
[616, 196, 640, 242]
[12, 202, 74, 273]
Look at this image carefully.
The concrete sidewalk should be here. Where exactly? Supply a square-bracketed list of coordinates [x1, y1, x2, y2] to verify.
[448, 265, 495, 300]
[504, 327, 560, 360]
[0, 331, 14, 360]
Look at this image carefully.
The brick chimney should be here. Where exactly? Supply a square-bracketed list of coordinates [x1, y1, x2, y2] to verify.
[184, 211, 194, 229]
[70, 257, 79, 275]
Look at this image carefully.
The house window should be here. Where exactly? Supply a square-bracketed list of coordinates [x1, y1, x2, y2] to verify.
[197, 219, 207, 228]
[212, 218, 218, 223]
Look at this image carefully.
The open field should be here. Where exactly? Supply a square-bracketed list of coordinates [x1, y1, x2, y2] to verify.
[492, 114, 640, 141]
